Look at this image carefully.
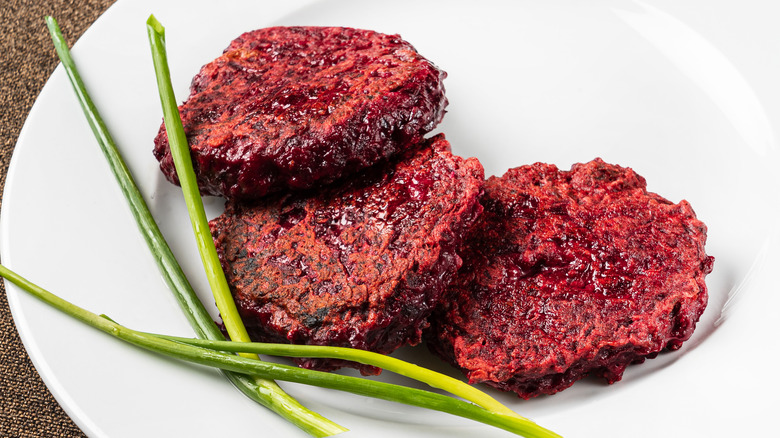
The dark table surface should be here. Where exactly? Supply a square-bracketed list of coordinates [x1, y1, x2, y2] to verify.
[1, 1, 116, 436]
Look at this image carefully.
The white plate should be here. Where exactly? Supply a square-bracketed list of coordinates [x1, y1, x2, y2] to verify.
[4, 0, 780, 436]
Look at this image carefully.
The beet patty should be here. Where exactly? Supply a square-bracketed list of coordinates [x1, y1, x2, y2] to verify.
[154, 26, 448, 201]
[426, 159, 714, 398]
[210, 135, 483, 374]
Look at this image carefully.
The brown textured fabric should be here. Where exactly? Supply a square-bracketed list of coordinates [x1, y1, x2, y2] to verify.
[1, 1, 116, 436]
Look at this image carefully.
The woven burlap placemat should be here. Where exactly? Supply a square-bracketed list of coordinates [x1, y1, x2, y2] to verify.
[1, 1, 116, 436]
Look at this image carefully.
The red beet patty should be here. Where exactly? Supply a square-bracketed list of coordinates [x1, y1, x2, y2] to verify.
[210, 135, 483, 374]
[154, 26, 448, 201]
[425, 159, 714, 398]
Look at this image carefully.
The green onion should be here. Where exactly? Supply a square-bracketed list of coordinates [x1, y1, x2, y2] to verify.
[45, 15, 345, 437]
[145, 14, 251, 357]
[0, 264, 560, 438]
[153, 334, 516, 415]
[145, 14, 350, 436]
[43, 13, 217, 352]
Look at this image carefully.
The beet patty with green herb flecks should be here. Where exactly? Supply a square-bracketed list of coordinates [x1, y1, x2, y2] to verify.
[210, 134, 483, 375]
[154, 26, 448, 201]
[425, 159, 713, 398]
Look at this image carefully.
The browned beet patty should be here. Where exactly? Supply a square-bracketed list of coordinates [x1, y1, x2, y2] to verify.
[154, 26, 448, 201]
[425, 159, 714, 398]
[210, 135, 483, 374]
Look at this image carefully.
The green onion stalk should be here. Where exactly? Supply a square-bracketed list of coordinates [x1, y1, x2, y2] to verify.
[0, 264, 560, 438]
[144, 13, 252, 362]
[152, 334, 515, 416]
[144, 12, 350, 434]
[45, 15, 345, 436]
